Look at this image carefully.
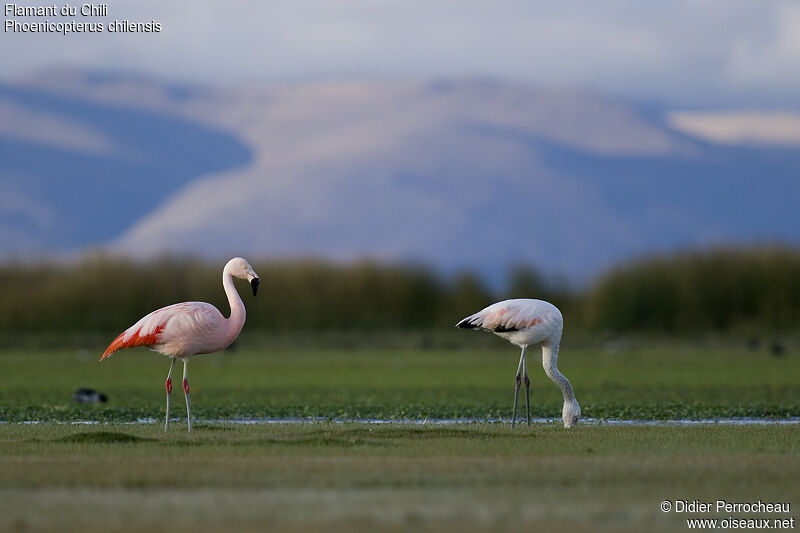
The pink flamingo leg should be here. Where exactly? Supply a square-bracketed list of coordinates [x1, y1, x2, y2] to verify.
[511, 346, 527, 427]
[182, 359, 192, 433]
[523, 350, 531, 425]
[164, 358, 176, 431]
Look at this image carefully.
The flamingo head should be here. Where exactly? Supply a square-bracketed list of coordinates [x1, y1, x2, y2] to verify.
[226, 257, 260, 296]
[562, 399, 581, 428]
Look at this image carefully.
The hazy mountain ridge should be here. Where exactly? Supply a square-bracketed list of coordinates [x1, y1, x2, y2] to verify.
[0, 76, 252, 256]
[1, 71, 798, 280]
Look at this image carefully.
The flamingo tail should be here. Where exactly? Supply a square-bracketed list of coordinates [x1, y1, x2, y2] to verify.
[101, 326, 163, 360]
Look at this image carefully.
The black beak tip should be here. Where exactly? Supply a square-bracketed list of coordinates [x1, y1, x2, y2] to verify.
[251, 277, 260, 296]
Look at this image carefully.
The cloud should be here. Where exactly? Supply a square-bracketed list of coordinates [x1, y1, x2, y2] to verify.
[668, 111, 800, 146]
[726, 3, 800, 89]
[2, 1, 799, 107]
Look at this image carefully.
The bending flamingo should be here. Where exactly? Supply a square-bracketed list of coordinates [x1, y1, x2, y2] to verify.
[456, 299, 580, 428]
[101, 257, 260, 432]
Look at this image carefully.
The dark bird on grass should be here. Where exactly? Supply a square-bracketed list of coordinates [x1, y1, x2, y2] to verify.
[769, 340, 786, 357]
[73, 387, 108, 403]
[101, 258, 259, 433]
[456, 299, 580, 428]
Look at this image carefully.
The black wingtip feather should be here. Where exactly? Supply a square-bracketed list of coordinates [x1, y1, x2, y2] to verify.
[456, 318, 477, 329]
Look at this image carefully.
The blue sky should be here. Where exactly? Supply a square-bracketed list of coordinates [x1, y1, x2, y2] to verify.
[2, 0, 800, 108]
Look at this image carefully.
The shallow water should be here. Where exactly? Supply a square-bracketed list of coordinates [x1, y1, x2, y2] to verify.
[6, 417, 800, 426]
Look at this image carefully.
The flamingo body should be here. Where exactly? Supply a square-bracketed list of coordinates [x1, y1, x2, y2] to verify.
[456, 298, 562, 348]
[102, 302, 237, 360]
[457, 298, 581, 428]
[101, 257, 260, 432]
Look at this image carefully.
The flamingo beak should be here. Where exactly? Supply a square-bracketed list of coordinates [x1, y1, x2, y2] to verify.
[251, 277, 260, 296]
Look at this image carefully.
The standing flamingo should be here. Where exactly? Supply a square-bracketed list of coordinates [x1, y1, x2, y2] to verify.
[101, 257, 260, 433]
[456, 299, 580, 428]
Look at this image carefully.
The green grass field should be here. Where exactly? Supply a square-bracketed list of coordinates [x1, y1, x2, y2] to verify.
[1, 342, 798, 531]
[1, 342, 798, 422]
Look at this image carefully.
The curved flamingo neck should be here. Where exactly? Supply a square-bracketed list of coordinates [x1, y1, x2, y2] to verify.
[541, 340, 576, 404]
[222, 266, 246, 344]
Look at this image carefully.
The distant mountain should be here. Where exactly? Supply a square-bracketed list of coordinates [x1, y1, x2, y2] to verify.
[0, 74, 251, 257]
[1, 71, 799, 281]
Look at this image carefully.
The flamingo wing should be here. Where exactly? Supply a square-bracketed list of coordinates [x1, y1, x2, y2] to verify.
[101, 302, 224, 360]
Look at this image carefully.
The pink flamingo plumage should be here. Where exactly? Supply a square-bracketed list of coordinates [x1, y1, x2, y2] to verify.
[101, 257, 260, 432]
[457, 298, 580, 428]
